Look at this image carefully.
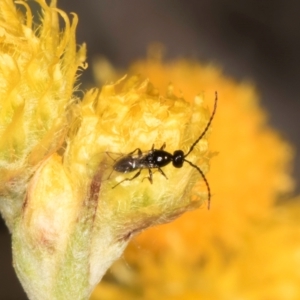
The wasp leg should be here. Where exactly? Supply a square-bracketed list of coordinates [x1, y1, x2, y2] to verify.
[141, 168, 153, 184]
[148, 168, 153, 184]
[142, 168, 168, 183]
[106, 152, 117, 161]
[112, 169, 142, 188]
[160, 143, 166, 150]
[107, 168, 114, 180]
[157, 167, 168, 179]
[128, 148, 143, 157]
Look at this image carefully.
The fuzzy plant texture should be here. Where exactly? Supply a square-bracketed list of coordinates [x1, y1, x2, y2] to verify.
[91, 53, 298, 299]
[0, 1, 217, 300]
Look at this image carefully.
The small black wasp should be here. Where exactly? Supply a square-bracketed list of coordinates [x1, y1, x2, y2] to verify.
[110, 92, 217, 209]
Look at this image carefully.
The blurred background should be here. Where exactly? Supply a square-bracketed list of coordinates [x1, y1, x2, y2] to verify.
[1, 1, 299, 298]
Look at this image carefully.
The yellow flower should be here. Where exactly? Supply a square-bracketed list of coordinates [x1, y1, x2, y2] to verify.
[0, 3, 215, 299]
[0, 0, 86, 229]
[233, 199, 300, 300]
[91, 56, 295, 299]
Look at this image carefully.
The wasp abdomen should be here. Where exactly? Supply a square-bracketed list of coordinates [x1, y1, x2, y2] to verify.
[113, 156, 137, 173]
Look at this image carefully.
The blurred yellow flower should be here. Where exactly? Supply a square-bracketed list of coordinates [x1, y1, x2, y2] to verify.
[91, 55, 296, 299]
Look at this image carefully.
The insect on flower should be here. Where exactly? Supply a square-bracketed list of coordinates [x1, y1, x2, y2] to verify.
[109, 92, 217, 209]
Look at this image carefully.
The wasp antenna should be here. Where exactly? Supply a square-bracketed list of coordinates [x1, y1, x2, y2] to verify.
[184, 91, 218, 158]
[184, 159, 211, 209]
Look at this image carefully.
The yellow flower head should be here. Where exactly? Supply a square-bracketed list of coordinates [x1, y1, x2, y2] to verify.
[126, 55, 294, 254]
[64, 75, 215, 242]
[92, 54, 295, 299]
[0, 0, 86, 228]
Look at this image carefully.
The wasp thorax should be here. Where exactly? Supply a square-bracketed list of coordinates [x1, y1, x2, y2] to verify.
[173, 150, 184, 168]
